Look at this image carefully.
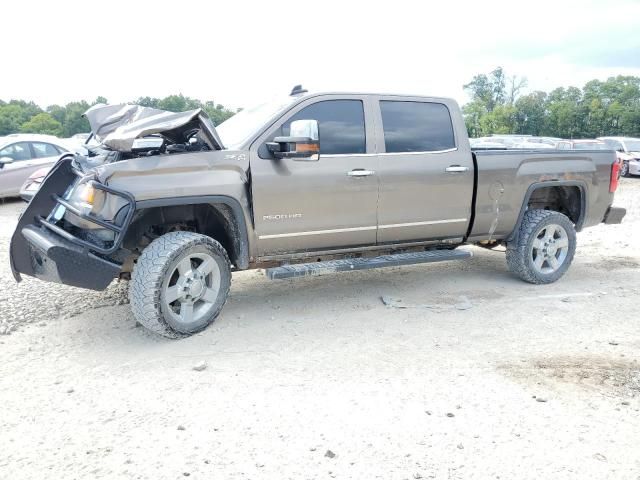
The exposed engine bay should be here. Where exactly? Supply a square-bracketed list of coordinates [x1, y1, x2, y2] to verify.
[73, 103, 225, 170]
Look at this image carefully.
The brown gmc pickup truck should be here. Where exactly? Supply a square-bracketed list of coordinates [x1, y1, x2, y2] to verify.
[10, 87, 626, 337]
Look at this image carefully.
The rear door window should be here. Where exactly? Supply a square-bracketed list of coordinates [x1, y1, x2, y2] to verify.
[280, 100, 366, 155]
[32, 142, 63, 158]
[380, 101, 455, 153]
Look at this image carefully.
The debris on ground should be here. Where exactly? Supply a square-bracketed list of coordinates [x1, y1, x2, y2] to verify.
[454, 296, 473, 310]
[380, 296, 441, 310]
[381, 295, 473, 311]
[192, 361, 208, 372]
[324, 450, 336, 458]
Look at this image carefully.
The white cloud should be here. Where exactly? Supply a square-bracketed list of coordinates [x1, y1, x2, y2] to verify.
[2, 0, 639, 109]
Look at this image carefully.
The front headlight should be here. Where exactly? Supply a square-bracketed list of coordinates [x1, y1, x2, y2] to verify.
[67, 182, 97, 215]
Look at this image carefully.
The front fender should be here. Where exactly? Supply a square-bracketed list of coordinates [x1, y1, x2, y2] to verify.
[133, 196, 251, 269]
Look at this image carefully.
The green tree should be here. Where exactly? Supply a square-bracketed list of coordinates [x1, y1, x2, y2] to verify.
[479, 104, 518, 134]
[462, 100, 487, 137]
[514, 91, 547, 135]
[0, 105, 26, 135]
[61, 101, 91, 136]
[463, 67, 508, 113]
[46, 104, 67, 125]
[20, 112, 63, 136]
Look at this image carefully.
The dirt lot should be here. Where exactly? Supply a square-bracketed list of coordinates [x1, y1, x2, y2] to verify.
[1, 180, 639, 480]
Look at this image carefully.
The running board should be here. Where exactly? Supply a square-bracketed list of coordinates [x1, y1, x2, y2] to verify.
[266, 249, 472, 280]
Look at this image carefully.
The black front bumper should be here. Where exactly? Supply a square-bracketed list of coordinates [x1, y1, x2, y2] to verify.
[603, 206, 626, 225]
[10, 157, 134, 291]
[19, 225, 121, 290]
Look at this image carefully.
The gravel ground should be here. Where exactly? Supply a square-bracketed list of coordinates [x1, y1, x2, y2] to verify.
[0, 200, 128, 334]
[0, 180, 639, 479]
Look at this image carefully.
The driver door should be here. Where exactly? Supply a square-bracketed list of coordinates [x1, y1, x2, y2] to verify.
[250, 95, 379, 256]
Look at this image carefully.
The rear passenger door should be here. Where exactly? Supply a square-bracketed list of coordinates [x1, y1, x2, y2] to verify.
[374, 97, 474, 244]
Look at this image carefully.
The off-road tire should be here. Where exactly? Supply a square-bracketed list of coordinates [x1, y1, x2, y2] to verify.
[129, 232, 231, 338]
[506, 209, 576, 284]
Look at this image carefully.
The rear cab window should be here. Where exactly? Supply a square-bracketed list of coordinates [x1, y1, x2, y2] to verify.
[379, 101, 456, 153]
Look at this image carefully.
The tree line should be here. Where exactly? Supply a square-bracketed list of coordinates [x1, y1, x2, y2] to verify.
[463, 67, 640, 139]
[0, 95, 237, 137]
[3, 73, 640, 140]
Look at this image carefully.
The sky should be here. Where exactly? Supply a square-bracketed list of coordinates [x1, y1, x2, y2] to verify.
[2, 0, 640, 110]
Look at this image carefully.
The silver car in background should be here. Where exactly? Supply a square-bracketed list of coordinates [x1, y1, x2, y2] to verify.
[0, 134, 84, 199]
[598, 136, 640, 177]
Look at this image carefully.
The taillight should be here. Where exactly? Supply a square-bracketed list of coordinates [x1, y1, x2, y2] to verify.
[610, 160, 620, 193]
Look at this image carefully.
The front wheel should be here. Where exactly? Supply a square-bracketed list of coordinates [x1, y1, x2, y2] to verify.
[506, 209, 576, 284]
[130, 232, 231, 338]
[620, 161, 630, 177]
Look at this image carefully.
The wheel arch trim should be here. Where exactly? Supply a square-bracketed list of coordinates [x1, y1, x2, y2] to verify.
[134, 195, 250, 269]
[507, 180, 587, 242]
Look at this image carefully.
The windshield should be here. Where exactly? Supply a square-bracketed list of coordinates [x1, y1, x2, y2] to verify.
[573, 142, 607, 150]
[624, 139, 640, 151]
[216, 96, 296, 149]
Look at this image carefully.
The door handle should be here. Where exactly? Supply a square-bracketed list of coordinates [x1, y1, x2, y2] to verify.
[347, 169, 375, 177]
[445, 165, 469, 173]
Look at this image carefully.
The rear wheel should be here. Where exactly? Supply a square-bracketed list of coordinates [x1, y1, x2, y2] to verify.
[506, 209, 576, 284]
[130, 231, 231, 338]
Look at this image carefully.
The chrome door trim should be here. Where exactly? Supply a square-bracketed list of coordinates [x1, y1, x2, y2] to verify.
[258, 218, 468, 239]
[378, 147, 458, 156]
[378, 218, 468, 229]
[258, 225, 377, 240]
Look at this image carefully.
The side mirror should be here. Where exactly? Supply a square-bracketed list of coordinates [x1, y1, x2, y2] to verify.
[617, 148, 625, 153]
[0, 157, 14, 167]
[266, 119, 320, 161]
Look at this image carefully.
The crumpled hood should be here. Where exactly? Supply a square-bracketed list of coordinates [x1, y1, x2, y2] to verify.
[84, 103, 224, 152]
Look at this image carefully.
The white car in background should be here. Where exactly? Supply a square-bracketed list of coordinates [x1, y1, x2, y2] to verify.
[0, 134, 86, 199]
[513, 140, 554, 149]
[597, 136, 640, 177]
[18, 135, 165, 201]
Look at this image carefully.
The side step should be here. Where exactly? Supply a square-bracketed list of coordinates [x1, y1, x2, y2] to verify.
[266, 249, 472, 280]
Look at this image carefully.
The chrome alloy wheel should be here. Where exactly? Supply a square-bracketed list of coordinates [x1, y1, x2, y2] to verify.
[531, 223, 570, 274]
[162, 252, 221, 330]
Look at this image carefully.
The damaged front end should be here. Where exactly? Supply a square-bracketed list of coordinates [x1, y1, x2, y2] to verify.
[10, 103, 225, 290]
[10, 158, 135, 289]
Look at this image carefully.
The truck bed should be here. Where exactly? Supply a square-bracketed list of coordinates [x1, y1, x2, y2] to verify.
[468, 148, 617, 241]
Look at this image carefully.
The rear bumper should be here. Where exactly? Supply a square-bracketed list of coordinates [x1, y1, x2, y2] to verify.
[19, 225, 121, 290]
[603, 206, 626, 225]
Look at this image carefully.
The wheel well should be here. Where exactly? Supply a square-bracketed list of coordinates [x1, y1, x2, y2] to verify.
[526, 186, 583, 225]
[122, 203, 245, 269]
